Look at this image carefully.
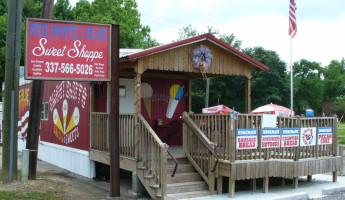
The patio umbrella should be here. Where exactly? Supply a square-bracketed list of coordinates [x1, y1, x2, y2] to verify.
[251, 103, 295, 117]
[202, 105, 233, 114]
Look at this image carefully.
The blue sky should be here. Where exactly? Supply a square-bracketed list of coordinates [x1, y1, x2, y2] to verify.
[69, 0, 345, 67]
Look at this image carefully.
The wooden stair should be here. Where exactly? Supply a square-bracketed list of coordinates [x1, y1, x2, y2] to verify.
[137, 156, 211, 200]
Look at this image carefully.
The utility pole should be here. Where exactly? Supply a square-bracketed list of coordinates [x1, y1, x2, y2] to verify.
[26, 0, 54, 180]
[2, 0, 23, 183]
[205, 27, 218, 108]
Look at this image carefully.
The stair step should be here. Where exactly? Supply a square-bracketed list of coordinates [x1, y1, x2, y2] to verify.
[166, 190, 211, 200]
[167, 172, 203, 184]
[167, 181, 208, 194]
[167, 157, 189, 165]
[168, 164, 196, 174]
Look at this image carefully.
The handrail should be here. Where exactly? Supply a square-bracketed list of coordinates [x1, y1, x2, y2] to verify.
[181, 116, 219, 172]
[167, 149, 178, 177]
[137, 114, 178, 177]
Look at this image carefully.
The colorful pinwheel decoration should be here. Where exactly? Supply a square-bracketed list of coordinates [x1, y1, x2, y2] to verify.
[192, 45, 213, 78]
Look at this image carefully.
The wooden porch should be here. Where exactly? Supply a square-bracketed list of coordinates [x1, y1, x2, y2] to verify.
[89, 112, 342, 199]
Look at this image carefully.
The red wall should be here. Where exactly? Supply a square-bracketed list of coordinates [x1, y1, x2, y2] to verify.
[40, 81, 90, 151]
[141, 78, 186, 145]
[93, 82, 107, 112]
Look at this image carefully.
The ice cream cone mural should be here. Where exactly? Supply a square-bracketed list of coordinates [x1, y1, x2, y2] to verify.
[141, 83, 153, 118]
[66, 107, 80, 133]
[63, 100, 68, 134]
[53, 108, 64, 133]
[166, 84, 184, 118]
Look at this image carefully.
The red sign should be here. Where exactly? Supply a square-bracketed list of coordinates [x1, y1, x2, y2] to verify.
[25, 18, 111, 81]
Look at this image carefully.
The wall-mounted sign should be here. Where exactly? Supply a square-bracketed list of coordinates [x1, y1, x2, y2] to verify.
[282, 128, 299, 147]
[300, 127, 316, 146]
[261, 128, 281, 148]
[25, 18, 111, 81]
[236, 128, 257, 149]
[318, 127, 332, 145]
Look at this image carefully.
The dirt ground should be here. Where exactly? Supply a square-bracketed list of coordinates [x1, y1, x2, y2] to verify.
[0, 147, 150, 200]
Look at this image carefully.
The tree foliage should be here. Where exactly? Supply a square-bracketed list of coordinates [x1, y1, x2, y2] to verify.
[243, 47, 290, 110]
[292, 59, 323, 113]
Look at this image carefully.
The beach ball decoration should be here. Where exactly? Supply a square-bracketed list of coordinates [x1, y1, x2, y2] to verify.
[192, 45, 213, 78]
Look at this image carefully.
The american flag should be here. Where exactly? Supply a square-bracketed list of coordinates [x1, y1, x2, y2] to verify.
[289, 0, 297, 38]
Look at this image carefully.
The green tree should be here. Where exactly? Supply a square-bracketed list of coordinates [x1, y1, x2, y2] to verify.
[322, 59, 345, 102]
[332, 95, 345, 114]
[292, 59, 323, 113]
[54, 0, 74, 20]
[243, 47, 290, 110]
[72, 0, 159, 48]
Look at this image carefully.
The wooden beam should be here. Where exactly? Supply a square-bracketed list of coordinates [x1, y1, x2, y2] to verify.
[229, 179, 235, 198]
[263, 177, 269, 193]
[245, 77, 251, 113]
[217, 176, 223, 194]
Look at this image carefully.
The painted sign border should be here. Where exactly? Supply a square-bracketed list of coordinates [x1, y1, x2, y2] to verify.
[25, 18, 112, 81]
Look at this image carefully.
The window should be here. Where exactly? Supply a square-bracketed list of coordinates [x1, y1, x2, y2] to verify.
[41, 102, 49, 120]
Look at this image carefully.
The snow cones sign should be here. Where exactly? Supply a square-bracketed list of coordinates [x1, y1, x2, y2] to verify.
[25, 18, 111, 81]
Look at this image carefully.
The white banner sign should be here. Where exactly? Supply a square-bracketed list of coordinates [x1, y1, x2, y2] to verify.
[300, 127, 316, 146]
[236, 128, 257, 149]
[282, 128, 299, 147]
[261, 128, 281, 148]
[318, 127, 332, 145]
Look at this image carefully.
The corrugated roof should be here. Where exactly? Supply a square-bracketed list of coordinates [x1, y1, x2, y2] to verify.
[120, 33, 269, 71]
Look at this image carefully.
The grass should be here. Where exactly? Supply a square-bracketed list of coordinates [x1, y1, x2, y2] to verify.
[0, 191, 62, 200]
[337, 122, 345, 144]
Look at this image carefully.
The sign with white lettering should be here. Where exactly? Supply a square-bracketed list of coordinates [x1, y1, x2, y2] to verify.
[236, 128, 258, 149]
[261, 128, 281, 148]
[282, 128, 299, 147]
[25, 18, 111, 81]
[318, 127, 332, 145]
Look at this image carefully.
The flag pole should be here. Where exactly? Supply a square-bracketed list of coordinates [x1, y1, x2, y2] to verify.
[290, 36, 293, 117]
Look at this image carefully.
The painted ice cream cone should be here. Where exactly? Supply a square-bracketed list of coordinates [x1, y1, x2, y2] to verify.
[62, 100, 68, 134]
[66, 107, 80, 133]
[53, 108, 64, 133]
[141, 83, 153, 118]
[166, 84, 184, 118]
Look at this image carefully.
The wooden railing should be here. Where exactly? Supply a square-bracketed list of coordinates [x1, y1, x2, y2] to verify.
[90, 112, 136, 158]
[189, 113, 338, 163]
[137, 114, 168, 197]
[182, 112, 218, 192]
[91, 112, 110, 151]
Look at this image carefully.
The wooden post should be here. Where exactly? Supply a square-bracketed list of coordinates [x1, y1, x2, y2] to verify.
[229, 178, 235, 198]
[208, 151, 215, 193]
[110, 24, 120, 197]
[182, 119, 188, 155]
[263, 177, 269, 193]
[251, 179, 257, 191]
[293, 177, 298, 188]
[2, 0, 23, 183]
[281, 178, 285, 187]
[245, 77, 251, 113]
[217, 176, 223, 194]
[160, 149, 168, 197]
[339, 146, 344, 176]
[26, 0, 54, 181]
[333, 172, 337, 182]
[307, 175, 312, 182]
[333, 115, 338, 182]
[188, 79, 192, 112]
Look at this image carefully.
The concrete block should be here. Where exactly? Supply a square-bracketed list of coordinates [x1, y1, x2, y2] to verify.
[322, 186, 345, 195]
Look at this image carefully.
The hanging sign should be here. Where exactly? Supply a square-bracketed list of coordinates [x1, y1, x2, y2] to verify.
[300, 127, 316, 146]
[236, 128, 257, 149]
[261, 128, 281, 148]
[25, 18, 111, 81]
[282, 128, 299, 147]
[318, 127, 332, 145]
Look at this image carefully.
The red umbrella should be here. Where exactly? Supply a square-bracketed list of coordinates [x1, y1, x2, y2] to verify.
[251, 103, 294, 117]
[202, 105, 233, 114]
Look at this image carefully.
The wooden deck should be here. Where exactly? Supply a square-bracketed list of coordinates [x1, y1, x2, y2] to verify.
[90, 112, 342, 199]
